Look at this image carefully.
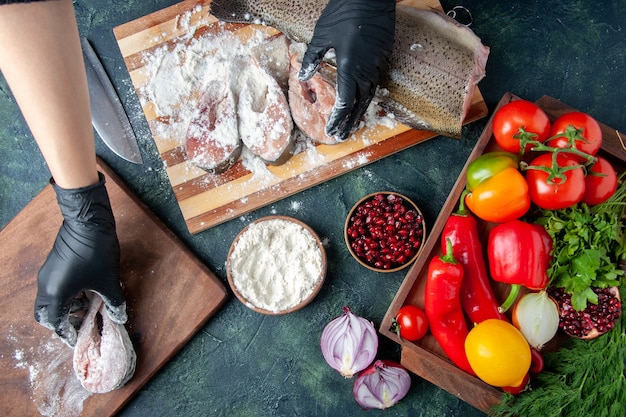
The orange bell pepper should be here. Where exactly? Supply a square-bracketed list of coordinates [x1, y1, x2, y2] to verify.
[463, 152, 530, 223]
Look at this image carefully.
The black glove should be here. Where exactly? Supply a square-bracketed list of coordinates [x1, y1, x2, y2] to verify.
[35, 173, 127, 347]
[299, 0, 396, 140]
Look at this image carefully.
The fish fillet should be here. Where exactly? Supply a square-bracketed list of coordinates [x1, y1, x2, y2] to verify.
[210, 0, 489, 138]
[288, 52, 339, 144]
[73, 292, 136, 394]
[185, 79, 242, 173]
[233, 55, 295, 164]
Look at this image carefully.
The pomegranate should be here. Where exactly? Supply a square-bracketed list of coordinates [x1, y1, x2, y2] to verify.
[548, 286, 622, 339]
[346, 193, 424, 271]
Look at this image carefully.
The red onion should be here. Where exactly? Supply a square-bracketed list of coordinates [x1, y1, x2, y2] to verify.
[353, 360, 411, 410]
[320, 306, 378, 378]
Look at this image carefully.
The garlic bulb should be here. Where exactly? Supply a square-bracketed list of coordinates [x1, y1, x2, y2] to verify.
[353, 360, 411, 410]
[320, 306, 378, 378]
[512, 291, 560, 350]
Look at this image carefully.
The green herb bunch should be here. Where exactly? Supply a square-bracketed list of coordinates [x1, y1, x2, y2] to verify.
[533, 172, 626, 310]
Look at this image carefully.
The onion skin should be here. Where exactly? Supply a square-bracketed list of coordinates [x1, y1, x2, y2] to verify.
[320, 306, 378, 378]
[512, 291, 560, 350]
[353, 360, 411, 410]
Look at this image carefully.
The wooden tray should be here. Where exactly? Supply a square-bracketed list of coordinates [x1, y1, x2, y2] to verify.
[0, 159, 228, 417]
[113, 0, 488, 234]
[379, 93, 626, 413]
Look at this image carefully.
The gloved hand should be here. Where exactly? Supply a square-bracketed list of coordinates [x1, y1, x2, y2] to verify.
[35, 173, 127, 347]
[299, 0, 396, 141]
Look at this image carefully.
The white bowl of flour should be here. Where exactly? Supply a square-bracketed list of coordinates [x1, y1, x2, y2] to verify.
[226, 216, 327, 315]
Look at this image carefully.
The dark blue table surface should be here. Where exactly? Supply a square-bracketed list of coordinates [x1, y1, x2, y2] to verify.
[1, 1, 624, 416]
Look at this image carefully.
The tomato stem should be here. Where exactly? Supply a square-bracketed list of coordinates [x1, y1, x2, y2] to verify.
[528, 142, 596, 165]
[515, 124, 598, 165]
[518, 126, 596, 185]
[389, 317, 401, 337]
[513, 127, 540, 155]
[520, 157, 586, 185]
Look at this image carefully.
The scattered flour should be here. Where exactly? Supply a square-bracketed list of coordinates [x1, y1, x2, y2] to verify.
[241, 147, 275, 185]
[229, 218, 324, 313]
[289, 200, 302, 211]
[343, 152, 372, 170]
[7, 327, 90, 417]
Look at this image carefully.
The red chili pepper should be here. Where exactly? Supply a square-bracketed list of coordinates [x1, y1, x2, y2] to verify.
[488, 220, 553, 312]
[424, 238, 475, 375]
[442, 200, 507, 324]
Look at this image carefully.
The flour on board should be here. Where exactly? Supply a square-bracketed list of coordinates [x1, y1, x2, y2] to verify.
[139, 10, 396, 185]
[7, 327, 90, 417]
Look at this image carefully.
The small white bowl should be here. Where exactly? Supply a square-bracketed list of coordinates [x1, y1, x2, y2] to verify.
[226, 216, 327, 315]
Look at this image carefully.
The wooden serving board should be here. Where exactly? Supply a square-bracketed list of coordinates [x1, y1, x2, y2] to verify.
[0, 159, 228, 417]
[379, 94, 626, 413]
[113, 0, 488, 234]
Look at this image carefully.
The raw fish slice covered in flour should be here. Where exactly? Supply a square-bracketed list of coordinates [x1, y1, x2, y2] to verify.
[232, 54, 295, 165]
[73, 292, 136, 394]
[249, 34, 291, 94]
[288, 49, 339, 145]
[185, 78, 242, 173]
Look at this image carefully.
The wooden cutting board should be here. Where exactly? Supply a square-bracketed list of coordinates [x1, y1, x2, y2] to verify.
[0, 159, 228, 417]
[113, 0, 488, 234]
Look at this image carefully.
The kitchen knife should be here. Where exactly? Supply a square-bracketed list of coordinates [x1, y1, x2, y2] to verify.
[81, 37, 143, 164]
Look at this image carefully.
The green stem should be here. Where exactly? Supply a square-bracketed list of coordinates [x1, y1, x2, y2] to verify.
[528, 142, 597, 165]
[515, 124, 598, 166]
[440, 238, 458, 264]
[457, 189, 470, 215]
[499, 284, 521, 313]
[514, 127, 540, 155]
[390, 318, 401, 337]
[521, 158, 587, 184]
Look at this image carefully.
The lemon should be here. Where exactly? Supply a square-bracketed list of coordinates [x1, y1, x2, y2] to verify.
[465, 319, 531, 387]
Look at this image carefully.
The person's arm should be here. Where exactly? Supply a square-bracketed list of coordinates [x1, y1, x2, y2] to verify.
[0, 0, 97, 189]
[0, 0, 126, 347]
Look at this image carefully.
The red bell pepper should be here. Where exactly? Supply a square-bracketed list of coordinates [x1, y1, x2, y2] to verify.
[487, 220, 553, 312]
[442, 199, 507, 324]
[424, 239, 475, 375]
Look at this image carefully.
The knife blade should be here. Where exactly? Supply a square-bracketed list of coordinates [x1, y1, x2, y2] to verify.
[81, 37, 143, 164]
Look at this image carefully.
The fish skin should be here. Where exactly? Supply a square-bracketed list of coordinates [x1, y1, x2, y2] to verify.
[210, 0, 489, 138]
[211, 0, 323, 44]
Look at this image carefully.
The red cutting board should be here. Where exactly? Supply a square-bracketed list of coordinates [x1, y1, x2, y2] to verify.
[113, 0, 488, 234]
[0, 159, 228, 417]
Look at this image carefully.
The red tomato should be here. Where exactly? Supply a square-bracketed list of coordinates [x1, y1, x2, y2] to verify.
[525, 153, 586, 210]
[492, 100, 551, 154]
[393, 305, 428, 341]
[546, 111, 602, 157]
[581, 156, 618, 205]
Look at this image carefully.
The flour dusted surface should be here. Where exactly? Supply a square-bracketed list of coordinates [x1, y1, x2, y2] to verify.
[229, 219, 324, 313]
